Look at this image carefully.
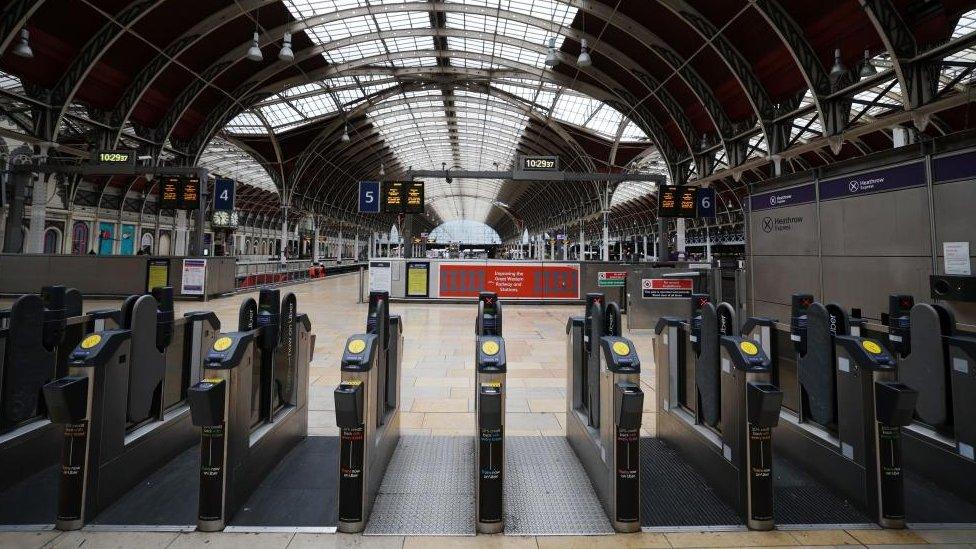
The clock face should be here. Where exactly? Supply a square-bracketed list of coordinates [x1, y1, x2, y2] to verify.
[212, 210, 238, 228]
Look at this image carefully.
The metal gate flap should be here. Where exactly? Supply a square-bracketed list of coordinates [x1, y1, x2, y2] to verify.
[696, 303, 721, 427]
[901, 304, 951, 426]
[798, 303, 836, 426]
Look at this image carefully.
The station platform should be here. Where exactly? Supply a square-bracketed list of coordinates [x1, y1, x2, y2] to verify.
[2, 273, 974, 549]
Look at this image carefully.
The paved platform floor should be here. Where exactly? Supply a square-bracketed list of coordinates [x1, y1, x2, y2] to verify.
[3, 273, 975, 547]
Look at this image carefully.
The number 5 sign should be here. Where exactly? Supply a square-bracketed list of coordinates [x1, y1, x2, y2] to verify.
[359, 181, 381, 213]
[214, 178, 235, 211]
[697, 187, 716, 219]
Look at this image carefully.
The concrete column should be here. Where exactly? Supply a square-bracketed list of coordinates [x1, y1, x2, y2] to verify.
[174, 210, 188, 256]
[601, 211, 609, 261]
[312, 225, 320, 263]
[676, 218, 686, 256]
[280, 211, 288, 264]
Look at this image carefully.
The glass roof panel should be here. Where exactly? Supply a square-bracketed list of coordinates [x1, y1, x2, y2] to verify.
[610, 149, 668, 209]
[224, 111, 267, 135]
[200, 137, 279, 194]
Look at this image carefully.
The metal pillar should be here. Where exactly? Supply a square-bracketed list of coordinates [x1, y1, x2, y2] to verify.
[601, 211, 609, 261]
[175, 210, 188, 256]
[676, 218, 686, 256]
[354, 232, 359, 261]
[279, 208, 288, 264]
[312, 225, 320, 263]
[642, 235, 648, 261]
[657, 218, 667, 261]
[337, 223, 343, 262]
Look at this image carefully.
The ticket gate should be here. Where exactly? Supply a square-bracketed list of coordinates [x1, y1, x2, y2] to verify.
[335, 290, 402, 533]
[886, 295, 976, 504]
[566, 293, 643, 532]
[474, 291, 505, 533]
[743, 295, 918, 528]
[34, 287, 219, 530]
[186, 289, 312, 531]
[0, 286, 90, 487]
[654, 295, 781, 530]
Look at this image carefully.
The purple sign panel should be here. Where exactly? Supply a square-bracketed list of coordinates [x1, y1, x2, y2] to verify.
[819, 162, 924, 200]
[750, 184, 816, 212]
[933, 150, 976, 183]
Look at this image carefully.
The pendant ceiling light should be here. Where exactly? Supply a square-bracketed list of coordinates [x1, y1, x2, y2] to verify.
[859, 49, 878, 78]
[13, 29, 32, 58]
[278, 32, 294, 62]
[577, 39, 592, 67]
[545, 38, 558, 66]
[246, 31, 263, 62]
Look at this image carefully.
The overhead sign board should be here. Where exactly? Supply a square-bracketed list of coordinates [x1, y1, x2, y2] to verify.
[521, 155, 559, 171]
[93, 149, 136, 166]
[214, 178, 235, 211]
[160, 176, 180, 209]
[697, 187, 716, 219]
[657, 185, 700, 218]
[383, 181, 405, 213]
[180, 176, 200, 210]
[405, 181, 424, 214]
[359, 180, 381, 213]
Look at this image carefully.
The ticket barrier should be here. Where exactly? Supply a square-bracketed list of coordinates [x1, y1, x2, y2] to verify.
[744, 295, 917, 528]
[335, 290, 402, 533]
[38, 287, 219, 530]
[654, 295, 782, 530]
[0, 286, 106, 489]
[886, 295, 976, 504]
[474, 291, 505, 533]
[566, 293, 643, 532]
[186, 289, 312, 531]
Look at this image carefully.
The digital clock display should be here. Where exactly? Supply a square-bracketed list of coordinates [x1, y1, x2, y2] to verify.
[522, 156, 559, 171]
[94, 149, 136, 165]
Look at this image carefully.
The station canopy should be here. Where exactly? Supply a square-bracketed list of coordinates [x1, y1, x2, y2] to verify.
[223, 0, 650, 224]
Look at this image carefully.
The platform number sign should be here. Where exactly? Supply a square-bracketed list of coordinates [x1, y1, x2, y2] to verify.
[359, 181, 381, 213]
[697, 187, 715, 219]
[214, 178, 235, 211]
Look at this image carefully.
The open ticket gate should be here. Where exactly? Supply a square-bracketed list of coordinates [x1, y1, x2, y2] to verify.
[335, 291, 402, 533]
[474, 292, 505, 533]
[744, 295, 918, 528]
[566, 293, 643, 532]
[654, 295, 782, 530]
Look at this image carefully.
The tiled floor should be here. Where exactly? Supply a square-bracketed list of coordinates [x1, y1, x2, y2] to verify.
[3, 274, 972, 547]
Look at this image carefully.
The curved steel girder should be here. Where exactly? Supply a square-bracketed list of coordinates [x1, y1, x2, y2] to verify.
[208, 23, 699, 157]
[49, 0, 162, 142]
[290, 79, 596, 185]
[750, 0, 831, 117]
[183, 50, 675, 170]
[0, 0, 44, 55]
[858, 0, 928, 110]
[194, 50, 676, 169]
[248, 109, 286, 188]
[655, 0, 775, 121]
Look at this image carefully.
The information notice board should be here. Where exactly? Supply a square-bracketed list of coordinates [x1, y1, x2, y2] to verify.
[641, 278, 693, 299]
[146, 258, 170, 293]
[406, 262, 429, 297]
[370, 261, 392, 293]
[181, 259, 207, 296]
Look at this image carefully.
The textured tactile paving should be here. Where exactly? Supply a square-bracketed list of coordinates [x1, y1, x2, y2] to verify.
[364, 436, 475, 535]
[504, 436, 614, 535]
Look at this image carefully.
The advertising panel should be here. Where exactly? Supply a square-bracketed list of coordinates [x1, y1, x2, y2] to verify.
[406, 261, 429, 297]
[439, 263, 579, 299]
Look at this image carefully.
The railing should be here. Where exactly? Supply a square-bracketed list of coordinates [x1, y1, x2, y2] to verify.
[235, 259, 367, 291]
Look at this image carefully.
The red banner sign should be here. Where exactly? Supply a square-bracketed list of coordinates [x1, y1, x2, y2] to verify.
[439, 263, 579, 299]
[642, 278, 693, 299]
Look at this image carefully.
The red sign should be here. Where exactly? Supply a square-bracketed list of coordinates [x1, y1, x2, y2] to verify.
[439, 263, 579, 299]
[642, 278, 693, 299]
[599, 271, 627, 280]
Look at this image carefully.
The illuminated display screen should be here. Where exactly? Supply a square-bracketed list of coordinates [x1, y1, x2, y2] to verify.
[160, 176, 180, 209]
[96, 150, 134, 164]
[522, 156, 558, 171]
[180, 177, 200, 210]
[405, 181, 424, 214]
[657, 185, 699, 218]
[383, 182, 405, 213]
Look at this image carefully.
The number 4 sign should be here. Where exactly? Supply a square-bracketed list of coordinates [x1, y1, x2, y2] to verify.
[214, 178, 235, 211]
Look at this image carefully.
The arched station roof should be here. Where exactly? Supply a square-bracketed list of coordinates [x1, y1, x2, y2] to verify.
[1, 0, 974, 237]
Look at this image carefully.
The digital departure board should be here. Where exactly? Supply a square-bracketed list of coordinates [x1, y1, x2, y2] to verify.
[160, 176, 180, 209]
[657, 185, 699, 218]
[180, 177, 200, 210]
[405, 181, 424, 214]
[383, 181, 405, 213]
